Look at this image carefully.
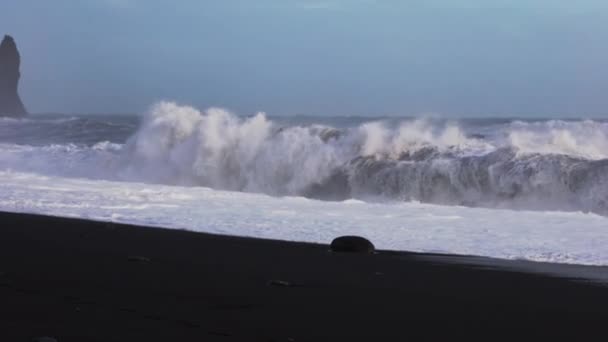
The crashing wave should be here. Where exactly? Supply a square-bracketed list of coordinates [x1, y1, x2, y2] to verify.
[116, 102, 608, 214]
[1, 101, 607, 214]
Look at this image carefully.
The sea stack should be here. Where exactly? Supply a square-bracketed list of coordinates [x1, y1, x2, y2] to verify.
[0, 35, 27, 116]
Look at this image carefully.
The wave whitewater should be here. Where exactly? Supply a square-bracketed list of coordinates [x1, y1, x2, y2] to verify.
[1, 101, 608, 214]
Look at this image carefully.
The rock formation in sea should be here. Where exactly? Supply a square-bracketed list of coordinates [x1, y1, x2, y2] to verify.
[0, 35, 27, 116]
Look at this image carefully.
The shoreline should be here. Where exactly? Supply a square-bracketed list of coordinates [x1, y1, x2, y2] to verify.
[2, 210, 608, 340]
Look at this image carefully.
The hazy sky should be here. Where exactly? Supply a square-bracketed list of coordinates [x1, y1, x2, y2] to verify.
[1, 0, 608, 116]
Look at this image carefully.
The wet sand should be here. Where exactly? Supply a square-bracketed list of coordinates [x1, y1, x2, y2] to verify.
[1, 211, 607, 341]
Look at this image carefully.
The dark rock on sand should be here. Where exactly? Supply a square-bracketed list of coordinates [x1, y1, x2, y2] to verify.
[330, 236, 375, 254]
[0, 35, 27, 117]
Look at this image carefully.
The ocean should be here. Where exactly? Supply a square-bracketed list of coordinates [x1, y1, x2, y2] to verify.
[1, 101, 607, 265]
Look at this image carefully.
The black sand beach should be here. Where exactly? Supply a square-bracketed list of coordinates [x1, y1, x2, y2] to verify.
[1, 211, 608, 341]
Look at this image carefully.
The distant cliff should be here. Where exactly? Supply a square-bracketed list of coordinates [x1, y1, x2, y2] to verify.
[0, 35, 27, 116]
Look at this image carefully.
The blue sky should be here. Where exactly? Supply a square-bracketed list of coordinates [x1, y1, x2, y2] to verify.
[1, 0, 608, 116]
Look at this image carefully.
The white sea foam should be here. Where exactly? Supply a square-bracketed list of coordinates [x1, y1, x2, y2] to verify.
[0, 170, 607, 266]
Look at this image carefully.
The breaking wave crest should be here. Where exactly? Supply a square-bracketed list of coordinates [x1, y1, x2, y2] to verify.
[119, 102, 608, 213]
[1, 101, 608, 214]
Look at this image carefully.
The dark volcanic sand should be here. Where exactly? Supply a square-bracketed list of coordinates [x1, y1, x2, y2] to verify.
[1, 211, 608, 341]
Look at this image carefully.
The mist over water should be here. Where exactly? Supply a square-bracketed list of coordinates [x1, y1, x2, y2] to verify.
[1, 101, 608, 214]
